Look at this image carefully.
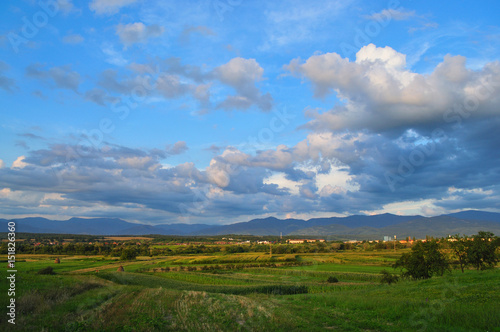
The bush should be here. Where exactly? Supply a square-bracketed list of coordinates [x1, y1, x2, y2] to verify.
[37, 266, 55, 275]
[327, 276, 339, 283]
[380, 269, 399, 285]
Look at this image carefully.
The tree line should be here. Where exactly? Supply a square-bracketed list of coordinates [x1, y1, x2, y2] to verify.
[393, 231, 499, 280]
[0, 240, 395, 257]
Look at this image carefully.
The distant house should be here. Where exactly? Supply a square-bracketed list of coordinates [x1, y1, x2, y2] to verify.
[287, 239, 325, 244]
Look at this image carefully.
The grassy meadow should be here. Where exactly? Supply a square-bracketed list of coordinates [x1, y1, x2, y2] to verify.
[1, 248, 499, 331]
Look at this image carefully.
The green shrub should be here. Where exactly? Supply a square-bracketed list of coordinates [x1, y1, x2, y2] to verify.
[37, 266, 55, 275]
[327, 276, 339, 283]
[380, 269, 399, 285]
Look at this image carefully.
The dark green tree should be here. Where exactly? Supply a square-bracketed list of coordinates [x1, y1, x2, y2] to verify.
[449, 234, 470, 273]
[393, 240, 450, 279]
[120, 247, 137, 261]
[466, 231, 499, 270]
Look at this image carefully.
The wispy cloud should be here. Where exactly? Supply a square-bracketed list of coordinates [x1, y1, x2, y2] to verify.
[116, 22, 164, 47]
[364, 8, 416, 21]
[89, 0, 138, 15]
[0, 61, 17, 92]
[25, 63, 81, 92]
[62, 34, 84, 44]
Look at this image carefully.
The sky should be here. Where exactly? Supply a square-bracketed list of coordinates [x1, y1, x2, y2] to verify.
[1, 0, 500, 225]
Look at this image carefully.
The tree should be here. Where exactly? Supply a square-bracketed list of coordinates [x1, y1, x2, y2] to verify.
[327, 276, 339, 283]
[393, 240, 450, 280]
[466, 232, 499, 270]
[449, 234, 470, 273]
[120, 247, 137, 261]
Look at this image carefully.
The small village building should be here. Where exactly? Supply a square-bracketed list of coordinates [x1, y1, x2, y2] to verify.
[287, 239, 325, 244]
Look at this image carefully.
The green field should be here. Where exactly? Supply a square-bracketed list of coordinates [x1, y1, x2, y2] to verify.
[1, 250, 499, 331]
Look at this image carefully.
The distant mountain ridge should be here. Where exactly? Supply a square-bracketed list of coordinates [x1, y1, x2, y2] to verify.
[290, 216, 500, 239]
[0, 217, 212, 236]
[1, 210, 500, 239]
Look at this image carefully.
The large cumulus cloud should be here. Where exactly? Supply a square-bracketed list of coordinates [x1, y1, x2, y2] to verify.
[283, 44, 500, 214]
[286, 44, 500, 134]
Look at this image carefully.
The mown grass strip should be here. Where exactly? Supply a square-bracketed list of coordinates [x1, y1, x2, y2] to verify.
[97, 271, 309, 295]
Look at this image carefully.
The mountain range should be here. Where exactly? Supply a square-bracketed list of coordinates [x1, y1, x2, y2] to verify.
[1, 210, 500, 239]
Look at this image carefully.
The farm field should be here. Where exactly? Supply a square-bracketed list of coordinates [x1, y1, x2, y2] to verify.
[1, 250, 499, 331]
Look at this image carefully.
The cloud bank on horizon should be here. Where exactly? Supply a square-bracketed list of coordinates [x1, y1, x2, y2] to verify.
[0, 0, 499, 224]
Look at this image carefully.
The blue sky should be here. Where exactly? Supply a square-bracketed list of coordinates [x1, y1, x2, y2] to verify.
[1, 0, 500, 225]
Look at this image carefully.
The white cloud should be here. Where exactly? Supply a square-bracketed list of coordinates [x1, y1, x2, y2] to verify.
[206, 159, 230, 188]
[102, 44, 128, 66]
[0, 159, 4, 169]
[287, 44, 500, 133]
[116, 22, 164, 47]
[264, 172, 299, 195]
[89, 0, 138, 15]
[319, 184, 346, 197]
[12, 156, 28, 169]
[214, 57, 273, 111]
[57, 0, 78, 15]
[316, 165, 359, 193]
[216, 57, 264, 87]
[0, 188, 45, 207]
